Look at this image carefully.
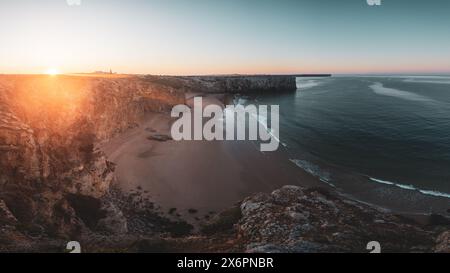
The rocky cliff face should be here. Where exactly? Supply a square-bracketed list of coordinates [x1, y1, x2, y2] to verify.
[187, 75, 298, 93]
[144, 75, 298, 94]
[0, 75, 185, 246]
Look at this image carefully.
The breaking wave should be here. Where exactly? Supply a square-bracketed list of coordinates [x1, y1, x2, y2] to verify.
[369, 177, 450, 199]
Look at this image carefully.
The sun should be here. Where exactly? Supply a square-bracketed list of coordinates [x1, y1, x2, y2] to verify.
[45, 68, 60, 76]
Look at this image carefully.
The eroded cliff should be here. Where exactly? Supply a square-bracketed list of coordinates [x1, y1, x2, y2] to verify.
[142, 75, 298, 94]
[0, 75, 185, 246]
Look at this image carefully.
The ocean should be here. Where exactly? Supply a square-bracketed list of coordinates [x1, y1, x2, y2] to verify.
[244, 75, 450, 199]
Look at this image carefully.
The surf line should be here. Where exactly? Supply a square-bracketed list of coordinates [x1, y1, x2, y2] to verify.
[170, 97, 280, 152]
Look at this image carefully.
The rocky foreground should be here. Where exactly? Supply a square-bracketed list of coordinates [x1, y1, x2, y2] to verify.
[0, 74, 448, 253]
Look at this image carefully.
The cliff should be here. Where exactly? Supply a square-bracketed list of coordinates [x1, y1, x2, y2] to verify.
[0, 75, 185, 244]
[142, 75, 298, 93]
[186, 75, 298, 93]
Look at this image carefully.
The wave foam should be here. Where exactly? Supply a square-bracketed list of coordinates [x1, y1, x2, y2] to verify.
[251, 112, 287, 148]
[290, 159, 335, 188]
[369, 82, 434, 102]
[369, 177, 450, 199]
[296, 78, 325, 90]
[403, 77, 450, 85]
[223, 99, 287, 148]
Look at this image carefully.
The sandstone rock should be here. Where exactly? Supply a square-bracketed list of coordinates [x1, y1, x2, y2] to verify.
[0, 75, 186, 243]
[434, 230, 450, 253]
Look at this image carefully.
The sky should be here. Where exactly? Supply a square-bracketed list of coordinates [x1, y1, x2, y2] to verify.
[0, 0, 449, 75]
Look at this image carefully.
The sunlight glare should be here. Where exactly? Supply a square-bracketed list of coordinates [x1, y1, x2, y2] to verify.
[45, 68, 60, 76]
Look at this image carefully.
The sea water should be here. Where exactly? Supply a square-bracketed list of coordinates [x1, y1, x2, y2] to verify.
[243, 75, 450, 199]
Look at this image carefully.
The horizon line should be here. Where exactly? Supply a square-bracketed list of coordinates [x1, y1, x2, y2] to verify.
[1, 72, 450, 77]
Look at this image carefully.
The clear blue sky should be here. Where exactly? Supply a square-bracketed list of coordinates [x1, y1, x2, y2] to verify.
[0, 0, 449, 75]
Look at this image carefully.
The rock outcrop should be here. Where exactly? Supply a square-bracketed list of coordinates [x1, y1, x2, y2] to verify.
[237, 186, 437, 252]
[196, 185, 447, 253]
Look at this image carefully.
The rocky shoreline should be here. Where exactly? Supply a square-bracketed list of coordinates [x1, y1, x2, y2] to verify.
[0, 74, 449, 253]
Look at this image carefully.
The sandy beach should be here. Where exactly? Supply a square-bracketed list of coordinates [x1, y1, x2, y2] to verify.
[100, 109, 322, 224]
